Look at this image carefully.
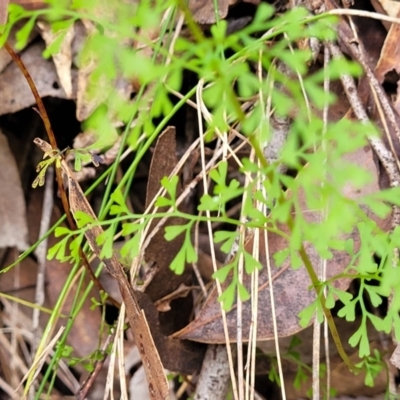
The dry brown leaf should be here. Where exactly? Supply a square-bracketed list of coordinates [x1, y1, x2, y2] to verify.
[375, 21, 400, 117]
[75, 21, 99, 121]
[0, 41, 71, 115]
[189, 0, 230, 24]
[0, 131, 29, 250]
[75, 20, 132, 121]
[144, 126, 191, 302]
[139, 127, 207, 374]
[174, 144, 390, 343]
[375, 22, 400, 81]
[173, 225, 354, 343]
[145, 127, 180, 206]
[373, 0, 400, 18]
[38, 20, 74, 98]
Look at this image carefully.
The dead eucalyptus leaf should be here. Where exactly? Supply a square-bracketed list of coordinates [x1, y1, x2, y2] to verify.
[75, 21, 100, 121]
[375, 21, 400, 117]
[173, 225, 354, 343]
[174, 144, 389, 343]
[144, 126, 191, 302]
[38, 20, 74, 98]
[76, 20, 132, 121]
[373, 0, 400, 18]
[145, 127, 180, 206]
[140, 127, 207, 374]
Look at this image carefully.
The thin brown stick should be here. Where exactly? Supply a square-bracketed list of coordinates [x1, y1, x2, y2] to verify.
[5, 42, 120, 307]
[4, 43, 71, 225]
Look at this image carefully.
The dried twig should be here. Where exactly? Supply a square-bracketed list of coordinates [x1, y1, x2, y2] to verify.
[34, 138, 169, 400]
[76, 330, 116, 400]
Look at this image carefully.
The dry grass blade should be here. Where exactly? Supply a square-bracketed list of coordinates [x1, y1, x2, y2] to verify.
[19, 326, 65, 396]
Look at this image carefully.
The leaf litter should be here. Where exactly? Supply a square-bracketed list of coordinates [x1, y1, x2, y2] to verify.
[0, 0, 400, 399]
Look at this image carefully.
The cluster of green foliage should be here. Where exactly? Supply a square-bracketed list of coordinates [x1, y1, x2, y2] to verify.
[4, 0, 400, 396]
